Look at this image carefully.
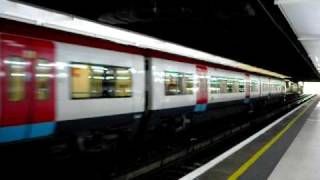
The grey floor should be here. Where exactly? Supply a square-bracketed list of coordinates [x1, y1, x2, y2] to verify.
[195, 97, 319, 180]
[269, 103, 320, 180]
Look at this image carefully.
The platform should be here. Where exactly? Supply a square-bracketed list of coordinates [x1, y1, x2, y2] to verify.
[180, 95, 319, 180]
[269, 99, 320, 180]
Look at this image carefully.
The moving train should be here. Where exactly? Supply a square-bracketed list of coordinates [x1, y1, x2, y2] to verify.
[0, 17, 299, 151]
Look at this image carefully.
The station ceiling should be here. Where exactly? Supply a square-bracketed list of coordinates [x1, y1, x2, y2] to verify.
[17, 0, 320, 81]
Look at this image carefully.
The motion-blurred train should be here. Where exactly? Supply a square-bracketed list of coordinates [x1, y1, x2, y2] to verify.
[0, 18, 301, 151]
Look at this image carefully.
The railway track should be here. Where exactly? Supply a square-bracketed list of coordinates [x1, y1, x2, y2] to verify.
[0, 95, 311, 180]
[114, 94, 313, 180]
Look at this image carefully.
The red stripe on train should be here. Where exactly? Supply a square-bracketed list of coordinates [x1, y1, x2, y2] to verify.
[196, 65, 208, 104]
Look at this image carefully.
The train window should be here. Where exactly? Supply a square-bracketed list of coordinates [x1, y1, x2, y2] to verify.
[239, 79, 245, 92]
[165, 71, 193, 95]
[232, 80, 239, 93]
[71, 63, 132, 99]
[250, 80, 259, 92]
[165, 71, 179, 95]
[210, 77, 243, 94]
[90, 65, 104, 97]
[71, 64, 91, 98]
[227, 78, 240, 93]
[6, 56, 27, 102]
[182, 73, 194, 94]
[114, 68, 132, 97]
[226, 79, 233, 93]
[36, 59, 52, 100]
[219, 79, 228, 93]
[210, 77, 220, 94]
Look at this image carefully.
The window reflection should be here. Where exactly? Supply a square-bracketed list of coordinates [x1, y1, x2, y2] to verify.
[36, 59, 52, 100]
[164, 71, 193, 95]
[6, 56, 27, 102]
[71, 63, 132, 99]
[210, 76, 245, 94]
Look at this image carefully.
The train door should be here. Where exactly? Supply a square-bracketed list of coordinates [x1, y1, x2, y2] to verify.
[0, 34, 55, 143]
[195, 65, 208, 112]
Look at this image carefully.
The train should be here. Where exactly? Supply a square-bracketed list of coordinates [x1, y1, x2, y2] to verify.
[0, 17, 301, 153]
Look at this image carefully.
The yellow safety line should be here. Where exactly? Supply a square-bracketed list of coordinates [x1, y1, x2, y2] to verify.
[227, 99, 315, 180]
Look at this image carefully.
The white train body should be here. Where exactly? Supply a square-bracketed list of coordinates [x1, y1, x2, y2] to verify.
[55, 42, 146, 121]
[0, 19, 287, 145]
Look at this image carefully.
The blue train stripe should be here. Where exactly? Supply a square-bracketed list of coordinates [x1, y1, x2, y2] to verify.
[29, 122, 56, 138]
[0, 122, 55, 143]
[0, 125, 28, 143]
[194, 104, 207, 112]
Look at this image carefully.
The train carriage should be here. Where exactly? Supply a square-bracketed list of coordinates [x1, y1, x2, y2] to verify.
[54, 42, 145, 139]
[0, 17, 294, 152]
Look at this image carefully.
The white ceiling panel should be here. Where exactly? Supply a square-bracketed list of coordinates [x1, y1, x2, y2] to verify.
[276, 0, 320, 72]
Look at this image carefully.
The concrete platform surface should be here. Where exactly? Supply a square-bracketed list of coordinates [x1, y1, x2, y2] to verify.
[269, 102, 320, 180]
[181, 95, 319, 180]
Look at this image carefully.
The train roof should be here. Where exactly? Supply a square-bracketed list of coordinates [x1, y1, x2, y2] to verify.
[0, 0, 289, 79]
